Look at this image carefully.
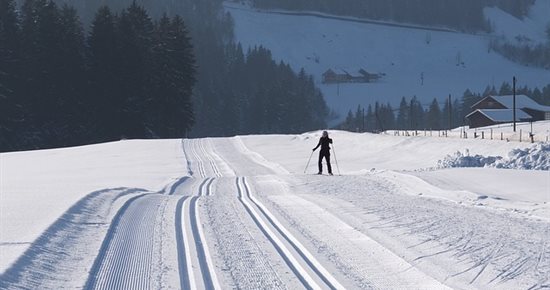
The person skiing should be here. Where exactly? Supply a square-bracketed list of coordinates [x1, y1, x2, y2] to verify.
[312, 130, 333, 175]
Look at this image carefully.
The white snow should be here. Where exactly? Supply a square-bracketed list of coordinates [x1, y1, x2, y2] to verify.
[225, 2, 550, 123]
[1, 131, 548, 289]
[438, 143, 550, 170]
[0, 139, 187, 272]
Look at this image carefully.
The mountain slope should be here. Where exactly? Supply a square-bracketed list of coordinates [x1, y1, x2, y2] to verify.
[225, 2, 550, 121]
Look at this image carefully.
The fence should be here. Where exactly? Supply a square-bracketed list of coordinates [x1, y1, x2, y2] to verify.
[385, 122, 550, 143]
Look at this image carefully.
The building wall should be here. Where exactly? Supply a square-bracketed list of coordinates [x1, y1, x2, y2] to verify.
[522, 108, 546, 121]
[467, 112, 498, 128]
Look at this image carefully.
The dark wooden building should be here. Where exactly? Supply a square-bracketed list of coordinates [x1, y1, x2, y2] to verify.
[322, 68, 384, 84]
[466, 95, 550, 128]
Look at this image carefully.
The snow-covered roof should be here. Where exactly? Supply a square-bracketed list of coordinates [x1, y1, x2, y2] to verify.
[467, 109, 532, 122]
[492, 95, 550, 111]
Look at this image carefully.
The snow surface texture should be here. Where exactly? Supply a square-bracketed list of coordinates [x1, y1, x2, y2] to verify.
[225, 2, 550, 123]
[1, 131, 549, 289]
[438, 143, 550, 170]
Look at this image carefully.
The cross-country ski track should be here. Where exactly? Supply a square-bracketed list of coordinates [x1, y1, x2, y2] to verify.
[1, 134, 548, 289]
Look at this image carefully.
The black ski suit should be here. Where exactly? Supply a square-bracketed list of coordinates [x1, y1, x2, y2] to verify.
[313, 136, 332, 174]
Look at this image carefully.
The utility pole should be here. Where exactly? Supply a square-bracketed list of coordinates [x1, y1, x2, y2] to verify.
[448, 94, 452, 130]
[513, 76, 517, 132]
[410, 98, 414, 130]
[362, 107, 365, 132]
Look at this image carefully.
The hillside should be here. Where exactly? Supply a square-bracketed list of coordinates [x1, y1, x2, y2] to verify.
[225, 1, 550, 123]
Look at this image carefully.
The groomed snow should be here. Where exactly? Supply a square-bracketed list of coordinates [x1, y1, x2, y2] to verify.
[0, 139, 187, 272]
[1, 131, 548, 289]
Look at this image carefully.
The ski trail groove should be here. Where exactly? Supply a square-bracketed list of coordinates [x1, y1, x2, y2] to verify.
[200, 139, 222, 177]
[179, 139, 222, 290]
[236, 177, 345, 290]
[85, 193, 159, 290]
[175, 196, 191, 290]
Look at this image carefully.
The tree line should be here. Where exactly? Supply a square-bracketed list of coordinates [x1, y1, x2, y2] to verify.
[339, 82, 550, 132]
[489, 34, 550, 69]
[118, 0, 330, 138]
[193, 44, 328, 136]
[251, 0, 535, 32]
[0, 0, 196, 151]
[1, 0, 330, 151]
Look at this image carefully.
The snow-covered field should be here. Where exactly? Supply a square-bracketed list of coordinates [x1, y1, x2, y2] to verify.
[225, 1, 550, 122]
[1, 131, 548, 289]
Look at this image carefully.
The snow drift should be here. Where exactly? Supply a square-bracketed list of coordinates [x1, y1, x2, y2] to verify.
[438, 142, 550, 170]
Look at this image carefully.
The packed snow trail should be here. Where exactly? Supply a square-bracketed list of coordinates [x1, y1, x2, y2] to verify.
[85, 194, 165, 289]
[236, 176, 346, 290]
[208, 137, 450, 289]
[183, 138, 349, 289]
[0, 188, 149, 289]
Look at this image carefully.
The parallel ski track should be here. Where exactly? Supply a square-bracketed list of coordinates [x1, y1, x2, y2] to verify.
[199, 139, 222, 178]
[175, 196, 191, 290]
[185, 138, 345, 289]
[188, 139, 206, 177]
[236, 176, 345, 290]
[85, 194, 160, 290]
[180, 138, 221, 289]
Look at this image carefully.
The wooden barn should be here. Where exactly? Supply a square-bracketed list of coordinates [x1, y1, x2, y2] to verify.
[466, 95, 550, 128]
[322, 68, 384, 84]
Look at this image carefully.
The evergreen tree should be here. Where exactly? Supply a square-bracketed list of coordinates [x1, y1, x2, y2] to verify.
[0, 0, 20, 151]
[116, 2, 155, 138]
[499, 82, 513, 95]
[396, 97, 409, 129]
[441, 97, 452, 130]
[20, 0, 65, 144]
[426, 98, 441, 129]
[57, 5, 86, 144]
[410, 96, 424, 129]
[87, 6, 120, 140]
[149, 14, 196, 137]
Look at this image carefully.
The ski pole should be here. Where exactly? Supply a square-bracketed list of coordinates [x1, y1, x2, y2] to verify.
[304, 150, 314, 174]
[332, 144, 341, 176]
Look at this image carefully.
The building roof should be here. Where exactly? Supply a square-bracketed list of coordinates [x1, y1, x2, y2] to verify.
[490, 95, 550, 111]
[466, 109, 532, 122]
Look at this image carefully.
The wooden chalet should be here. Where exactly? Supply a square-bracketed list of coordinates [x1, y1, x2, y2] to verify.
[322, 68, 384, 84]
[466, 95, 550, 128]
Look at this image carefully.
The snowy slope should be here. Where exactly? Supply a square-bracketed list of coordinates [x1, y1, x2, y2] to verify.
[485, 0, 550, 45]
[1, 134, 548, 289]
[225, 2, 550, 122]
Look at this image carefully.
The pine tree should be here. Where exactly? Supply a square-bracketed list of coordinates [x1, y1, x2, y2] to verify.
[149, 14, 196, 137]
[116, 2, 155, 138]
[87, 6, 120, 140]
[426, 98, 441, 129]
[499, 82, 513, 95]
[0, 0, 20, 151]
[396, 97, 409, 129]
[57, 5, 86, 144]
[20, 0, 65, 144]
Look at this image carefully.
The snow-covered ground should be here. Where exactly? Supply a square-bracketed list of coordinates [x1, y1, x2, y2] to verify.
[225, 1, 550, 123]
[1, 131, 548, 289]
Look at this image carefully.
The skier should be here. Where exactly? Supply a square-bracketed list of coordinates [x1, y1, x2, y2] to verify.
[312, 131, 333, 175]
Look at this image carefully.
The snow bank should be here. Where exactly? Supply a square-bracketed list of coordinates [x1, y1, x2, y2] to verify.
[438, 143, 550, 170]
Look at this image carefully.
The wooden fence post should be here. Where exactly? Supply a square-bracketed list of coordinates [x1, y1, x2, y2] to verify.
[520, 129, 522, 142]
